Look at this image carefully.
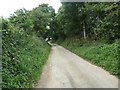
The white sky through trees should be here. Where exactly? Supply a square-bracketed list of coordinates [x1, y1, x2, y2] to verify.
[0, 0, 62, 18]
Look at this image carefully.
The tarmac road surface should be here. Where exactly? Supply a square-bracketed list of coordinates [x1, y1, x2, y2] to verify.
[34, 44, 118, 88]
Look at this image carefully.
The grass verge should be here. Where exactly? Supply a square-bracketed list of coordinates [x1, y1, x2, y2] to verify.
[58, 39, 119, 78]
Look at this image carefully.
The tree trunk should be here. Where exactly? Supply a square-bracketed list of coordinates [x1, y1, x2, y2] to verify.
[83, 23, 87, 40]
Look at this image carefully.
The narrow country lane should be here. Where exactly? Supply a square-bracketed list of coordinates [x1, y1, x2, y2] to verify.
[35, 44, 118, 88]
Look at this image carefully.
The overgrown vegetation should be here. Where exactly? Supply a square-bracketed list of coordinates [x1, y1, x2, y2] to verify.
[2, 29, 50, 88]
[1, 4, 55, 88]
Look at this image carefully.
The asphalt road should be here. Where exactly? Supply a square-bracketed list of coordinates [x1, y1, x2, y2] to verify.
[34, 44, 118, 88]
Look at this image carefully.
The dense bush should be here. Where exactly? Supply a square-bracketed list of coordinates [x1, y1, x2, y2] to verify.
[1, 4, 54, 88]
[60, 39, 119, 78]
[2, 29, 50, 88]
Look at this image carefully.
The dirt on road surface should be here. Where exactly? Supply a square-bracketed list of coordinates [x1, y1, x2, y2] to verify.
[35, 44, 118, 88]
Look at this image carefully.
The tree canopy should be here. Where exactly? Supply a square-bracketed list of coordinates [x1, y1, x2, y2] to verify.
[55, 2, 119, 43]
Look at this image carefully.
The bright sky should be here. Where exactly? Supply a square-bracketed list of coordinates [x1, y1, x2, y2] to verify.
[0, 0, 62, 18]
